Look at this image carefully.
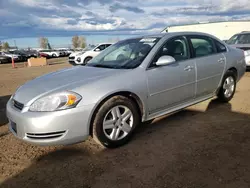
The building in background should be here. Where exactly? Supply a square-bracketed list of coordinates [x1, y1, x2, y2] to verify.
[161, 20, 250, 41]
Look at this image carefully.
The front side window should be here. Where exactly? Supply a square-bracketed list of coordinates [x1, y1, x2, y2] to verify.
[152, 36, 190, 64]
[190, 37, 215, 57]
[87, 37, 160, 69]
[105, 44, 112, 48]
[95, 45, 106, 51]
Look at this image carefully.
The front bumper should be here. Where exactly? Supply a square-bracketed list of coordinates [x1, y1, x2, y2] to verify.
[69, 60, 77, 65]
[6, 99, 95, 146]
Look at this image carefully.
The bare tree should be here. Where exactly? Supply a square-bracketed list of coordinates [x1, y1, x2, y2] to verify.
[72, 35, 79, 49]
[2, 42, 10, 51]
[39, 37, 48, 49]
[78, 36, 86, 49]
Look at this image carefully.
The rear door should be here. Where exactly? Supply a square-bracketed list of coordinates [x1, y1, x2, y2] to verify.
[187, 35, 226, 98]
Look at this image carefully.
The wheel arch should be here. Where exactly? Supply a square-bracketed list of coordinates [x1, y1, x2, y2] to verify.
[228, 67, 238, 79]
[83, 56, 93, 64]
[88, 91, 145, 136]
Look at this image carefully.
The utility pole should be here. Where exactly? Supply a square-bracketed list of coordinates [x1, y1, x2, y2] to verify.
[14, 40, 17, 49]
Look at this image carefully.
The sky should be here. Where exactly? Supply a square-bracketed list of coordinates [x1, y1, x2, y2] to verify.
[1, 0, 250, 48]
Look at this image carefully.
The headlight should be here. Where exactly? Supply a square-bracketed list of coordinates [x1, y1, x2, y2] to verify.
[29, 91, 82, 112]
[244, 50, 250, 56]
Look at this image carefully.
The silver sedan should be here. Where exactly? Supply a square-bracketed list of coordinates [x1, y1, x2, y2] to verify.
[6, 32, 246, 148]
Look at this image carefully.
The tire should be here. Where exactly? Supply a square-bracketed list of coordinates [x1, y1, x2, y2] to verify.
[83, 57, 92, 65]
[52, 54, 57, 58]
[92, 95, 140, 148]
[217, 70, 237, 102]
[0, 60, 2, 64]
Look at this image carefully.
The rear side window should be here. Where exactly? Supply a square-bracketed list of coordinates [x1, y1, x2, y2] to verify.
[189, 37, 216, 57]
[215, 40, 227, 53]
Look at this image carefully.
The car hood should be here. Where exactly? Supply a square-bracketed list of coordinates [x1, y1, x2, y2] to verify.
[70, 52, 84, 56]
[13, 66, 125, 105]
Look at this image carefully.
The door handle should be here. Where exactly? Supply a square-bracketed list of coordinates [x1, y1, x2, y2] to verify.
[218, 58, 225, 63]
[184, 66, 194, 71]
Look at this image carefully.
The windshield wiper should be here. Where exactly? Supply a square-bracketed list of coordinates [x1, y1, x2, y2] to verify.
[87, 64, 115, 69]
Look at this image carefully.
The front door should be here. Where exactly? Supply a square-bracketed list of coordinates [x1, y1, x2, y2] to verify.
[147, 36, 196, 113]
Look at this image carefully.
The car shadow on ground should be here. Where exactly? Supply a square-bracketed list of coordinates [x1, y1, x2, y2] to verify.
[0, 95, 10, 127]
[1, 99, 250, 188]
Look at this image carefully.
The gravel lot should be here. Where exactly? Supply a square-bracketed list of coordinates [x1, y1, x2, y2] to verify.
[0, 62, 250, 188]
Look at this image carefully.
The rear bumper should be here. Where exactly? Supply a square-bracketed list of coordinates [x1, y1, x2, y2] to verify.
[6, 99, 95, 146]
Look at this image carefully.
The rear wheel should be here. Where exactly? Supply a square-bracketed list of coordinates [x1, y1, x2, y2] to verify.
[52, 54, 57, 58]
[217, 70, 236, 102]
[83, 57, 92, 65]
[92, 96, 140, 148]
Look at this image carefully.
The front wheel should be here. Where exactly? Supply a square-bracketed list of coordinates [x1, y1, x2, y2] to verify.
[92, 96, 140, 148]
[217, 70, 236, 102]
[83, 57, 92, 65]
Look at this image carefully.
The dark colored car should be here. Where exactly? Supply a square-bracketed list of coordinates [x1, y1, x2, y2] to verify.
[0, 55, 12, 64]
[10, 50, 38, 61]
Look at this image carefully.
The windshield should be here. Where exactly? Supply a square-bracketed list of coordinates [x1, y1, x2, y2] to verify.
[227, 34, 250, 44]
[86, 37, 160, 69]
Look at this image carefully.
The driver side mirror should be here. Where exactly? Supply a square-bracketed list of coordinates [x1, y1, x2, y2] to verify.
[156, 55, 176, 66]
[95, 48, 100, 52]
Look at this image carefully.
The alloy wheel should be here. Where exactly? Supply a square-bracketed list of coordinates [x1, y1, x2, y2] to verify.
[103, 105, 134, 141]
[223, 76, 235, 98]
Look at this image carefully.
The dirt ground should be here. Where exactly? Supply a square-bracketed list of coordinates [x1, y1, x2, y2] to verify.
[0, 62, 250, 188]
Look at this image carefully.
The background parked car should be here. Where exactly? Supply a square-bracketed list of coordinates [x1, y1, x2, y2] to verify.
[69, 43, 113, 65]
[0, 51, 21, 61]
[226, 31, 250, 67]
[0, 55, 12, 64]
[9, 50, 30, 61]
[39, 50, 61, 58]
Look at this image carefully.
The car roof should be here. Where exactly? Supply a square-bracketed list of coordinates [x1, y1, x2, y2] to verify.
[125, 32, 221, 40]
[97, 43, 114, 45]
[236, 31, 250, 35]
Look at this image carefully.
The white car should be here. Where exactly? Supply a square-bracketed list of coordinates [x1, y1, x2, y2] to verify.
[69, 43, 113, 65]
[0, 51, 20, 61]
[39, 50, 61, 58]
[244, 50, 250, 67]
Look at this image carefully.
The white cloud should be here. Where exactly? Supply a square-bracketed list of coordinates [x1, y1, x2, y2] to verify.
[2, 0, 250, 37]
[11, 0, 59, 10]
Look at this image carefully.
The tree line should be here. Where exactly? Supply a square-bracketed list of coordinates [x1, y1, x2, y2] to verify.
[38, 35, 87, 49]
[1, 35, 120, 51]
[0, 41, 10, 51]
